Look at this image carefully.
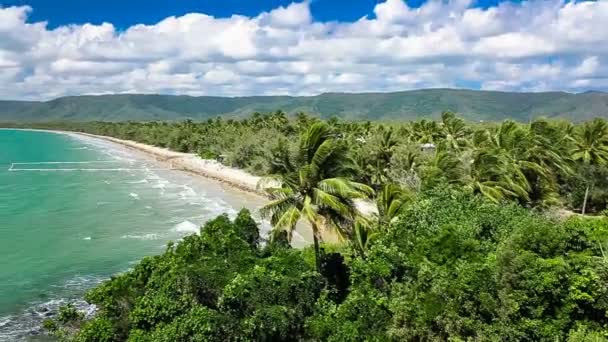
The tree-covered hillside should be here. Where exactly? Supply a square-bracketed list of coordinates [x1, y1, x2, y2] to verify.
[2, 89, 608, 122]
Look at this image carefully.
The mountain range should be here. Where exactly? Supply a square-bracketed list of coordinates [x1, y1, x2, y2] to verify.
[1, 89, 607, 122]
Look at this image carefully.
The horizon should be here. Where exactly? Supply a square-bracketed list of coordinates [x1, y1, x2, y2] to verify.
[2, 87, 607, 103]
[1, 0, 607, 100]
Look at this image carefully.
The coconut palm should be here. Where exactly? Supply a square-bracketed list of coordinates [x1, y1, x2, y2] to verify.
[352, 219, 376, 258]
[572, 118, 608, 165]
[423, 149, 466, 189]
[260, 122, 373, 271]
[352, 183, 412, 258]
[465, 121, 552, 204]
[411, 119, 440, 144]
[376, 183, 412, 226]
[571, 118, 608, 214]
[357, 126, 399, 188]
[524, 119, 573, 206]
[388, 144, 422, 191]
[466, 148, 527, 203]
[438, 111, 470, 151]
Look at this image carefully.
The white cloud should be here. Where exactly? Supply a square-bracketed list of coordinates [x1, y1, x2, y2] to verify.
[262, 1, 312, 28]
[0, 0, 607, 100]
[573, 56, 599, 77]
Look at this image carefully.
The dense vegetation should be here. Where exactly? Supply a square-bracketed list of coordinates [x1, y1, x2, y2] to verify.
[21, 111, 608, 214]
[29, 112, 608, 340]
[2, 89, 608, 122]
[44, 192, 608, 341]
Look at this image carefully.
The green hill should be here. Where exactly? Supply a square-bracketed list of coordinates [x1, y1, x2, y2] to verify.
[1, 89, 607, 122]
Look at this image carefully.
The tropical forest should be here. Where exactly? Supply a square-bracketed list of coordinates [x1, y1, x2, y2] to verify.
[29, 111, 608, 341]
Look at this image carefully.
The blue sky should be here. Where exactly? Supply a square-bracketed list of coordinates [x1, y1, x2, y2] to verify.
[0, 0, 605, 100]
[5, 0, 516, 28]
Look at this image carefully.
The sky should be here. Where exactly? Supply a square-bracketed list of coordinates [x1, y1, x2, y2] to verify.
[0, 0, 606, 100]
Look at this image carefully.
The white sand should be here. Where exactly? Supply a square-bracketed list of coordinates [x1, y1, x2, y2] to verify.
[15, 128, 376, 244]
[78, 132, 382, 241]
[74, 132, 266, 196]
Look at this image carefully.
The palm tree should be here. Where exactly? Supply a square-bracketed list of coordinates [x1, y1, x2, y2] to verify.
[423, 149, 466, 189]
[524, 119, 573, 206]
[260, 122, 373, 271]
[358, 126, 399, 188]
[571, 118, 608, 214]
[352, 183, 411, 258]
[388, 144, 422, 191]
[572, 119, 608, 165]
[376, 183, 412, 226]
[464, 121, 554, 204]
[438, 111, 470, 151]
[466, 148, 527, 203]
[411, 119, 440, 144]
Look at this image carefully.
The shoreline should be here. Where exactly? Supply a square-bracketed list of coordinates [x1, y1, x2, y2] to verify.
[6, 128, 336, 244]
[69, 131, 341, 243]
[67, 131, 347, 244]
[4, 128, 266, 196]
[74, 132, 268, 198]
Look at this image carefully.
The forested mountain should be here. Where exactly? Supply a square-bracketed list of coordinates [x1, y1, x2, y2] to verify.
[1, 89, 608, 122]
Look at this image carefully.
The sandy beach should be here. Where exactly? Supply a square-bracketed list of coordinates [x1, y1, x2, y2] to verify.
[6, 128, 378, 244]
[73, 132, 267, 196]
[42, 129, 326, 245]
[70, 133, 377, 215]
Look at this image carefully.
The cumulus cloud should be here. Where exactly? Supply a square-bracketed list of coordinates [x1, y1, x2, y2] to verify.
[0, 0, 607, 100]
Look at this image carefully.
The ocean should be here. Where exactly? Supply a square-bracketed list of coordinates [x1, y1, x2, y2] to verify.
[0, 129, 271, 340]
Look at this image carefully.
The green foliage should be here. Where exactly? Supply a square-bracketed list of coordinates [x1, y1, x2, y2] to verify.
[42, 303, 87, 341]
[57, 304, 84, 324]
[357, 190, 608, 341]
[48, 209, 330, 341]
[47, 190, 608, 341]
[307, 288, 391, 342]
[234, 208, 260, 249]
[260, 122, 374, 270]
[75, 317, 115, 342]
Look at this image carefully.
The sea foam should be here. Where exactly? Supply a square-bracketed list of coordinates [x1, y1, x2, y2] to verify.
[121, 233, 159, 240]
[172, 220, 200, 235]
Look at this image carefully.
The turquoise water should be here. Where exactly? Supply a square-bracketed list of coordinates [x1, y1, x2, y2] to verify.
[0, 129, 270, 340]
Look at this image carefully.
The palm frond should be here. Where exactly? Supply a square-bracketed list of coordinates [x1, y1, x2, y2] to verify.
[312, 188, 353, 217]
[260, 196, 296, 223]
[272, 207, 301, 241]
[310, 139, 336, 178]
[302, 196, 320, 226]
[318, 178, 373, 199]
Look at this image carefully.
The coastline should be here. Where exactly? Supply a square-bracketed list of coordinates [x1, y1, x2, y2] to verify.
[4, 128, 266, 196]
[74, 132, 268, 197]
[70, 132, 344, 244]
[8, 128, 334, 244]
[69, 131, 349, 244]
[0, 128, 282, 340]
